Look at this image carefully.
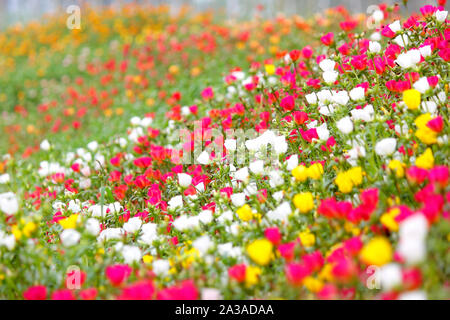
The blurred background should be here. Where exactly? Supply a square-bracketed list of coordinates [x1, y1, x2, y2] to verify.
[0, 0, 438, 28]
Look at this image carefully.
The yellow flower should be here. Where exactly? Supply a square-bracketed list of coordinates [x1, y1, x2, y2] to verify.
[236, 204, 254, 222]
[59, 214, 78, 229]
[415, 148, 434, 169]
[380, 208, 400, 232]
[318, 264, 334, 282]
[388, 160, 405, 178]
[347, 166, 363, 186]
[23, 221, 37, 237]
[299, 229, 315, 247]
[403, 89, 421, 110]
[360, 237, 393, 266]
[414, 113, 432, 129]
[142, 255, 153, 264]
[303, 276, 324, 293]
[293, 192, 315, 213]
[247, 239, 274, 266]
[307, 163, 324, 180]
[12, 225, 22, 240]
[292, 165, 308, 182]
[245, 265, 262, 287]
[265, 64, 275, 75]
[335, 172, 353, 193]
[415, 127, 437, 145]
[182, 247, 200, 269]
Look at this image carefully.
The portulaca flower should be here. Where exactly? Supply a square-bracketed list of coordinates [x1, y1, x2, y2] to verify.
[98, 228, 124, 242]
[436, 10, 448, 23]
[122, 245, 142, 264]
[193, 235, 214, 255]
[395, 49, 421, 68]
[85, 218, 101, 236]
[201, 288, 222, 300]
[87, 141, 98, 151]
[413, 77, 430, 93]
[351, 104, 374, 122]
[197, 151, 210, 165]
[323, 70, 338, 84]
[317, 90, 333, 104]
[319, 59, 336, 72]
[398, 291, 426, 300]
[380, 263, 402, 291]
[249, 160, 264, 175]
[372, 10, 384, 23]
[234, 167, 249, 183]
[0, 192, 19, 215]
[269, 170, 284, 187]
[369, 41, 381, 53]
[375, 138, 396, 156]
[178, 173, 192, 187]
[198, 210, 213, 224]
[419, 45, 432, 58]
[123, 217, 143, 233]
[0, 173, 10, 184]
[153, 259, 170, 275]
[389, 20, 401, 33]
[0, 232, 15, 250]
[421, 101, 437, 114]
[286, 155, 298, 171]
[349, 87, 365, 101]
[168, 195, 183, 209]
[60, 229, 81, 247]
[40, 139, 51, 151]
[224, 139, 237, 151]
[316, 123, 330, 141]
[230, 193, 245, 207]
[139, 223, 158, 245]
[336, 117, 354, 134]
[267, 202, 291, 222]
[332, 90, 349, 106]
[305, 92, 317, 105]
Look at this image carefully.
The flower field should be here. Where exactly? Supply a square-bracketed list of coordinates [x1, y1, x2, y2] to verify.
[0, 2, 449, 300]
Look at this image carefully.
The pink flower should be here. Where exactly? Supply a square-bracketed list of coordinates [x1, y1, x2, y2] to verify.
[51, 289, 75, 300]
[320, 32, 334, 46]
[23, 285, 47, 300]
[264, 227, 282, 245]
[280, 95, 295, 112]
[429, 166, 449, 187]
[228, 264, 246, 283]
[201, 87, 214, 100]
[105, 264, 132, 287]
[118, 281, 155, 300]
[285, 263, 311, 286]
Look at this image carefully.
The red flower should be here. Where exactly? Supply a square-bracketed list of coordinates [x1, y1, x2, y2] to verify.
[320, 32, 334, 46]
[280, 95, 295, 112]
[264, 227, 281, 245]
[289, 49, 301, 62]
[105, 264, 132, 286]
[228, 264, 246, 282]
[23, 285, 47, 300]
[51, 289, 75, 300]
[285, 262, 311, 286]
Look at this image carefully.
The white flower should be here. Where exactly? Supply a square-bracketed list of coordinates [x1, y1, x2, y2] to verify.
[421, 101, 437, 114]
[319, 59, 336, 72]
[286, 155, 298, 171]
[372, 10, 384, 23]
[123, 217, 142, 233]
[194, 182, 205, 192]
[153, 259, 170, 275]
[370, 32, 381, 41]
[122, 245, 142, 264]
[217, 210, 234, 224]
[0, 233, 15, 250]
[168, 195, 183, 209]
[201, 288, 222, 300]
[0, 173, 10, 184]
[197, 151, 210, 165]
[193, 235, 214, 255]
[231, 193, 246, 207]
[249, 160, 264, 175]
[369, 41, 381, 53]
[389, 20, 401, 33]
[332, 90, 349, 106]
[87, 141, 98, 151]
[436, 10, 448, 23]
[88, 204, 107, 218]
[375, 138, 396, 156]
[130, 116, 141, 126]
[351, 104, 374, 122]
[316, 123, 330, 141]
[97, 228, 124, 242]
[349, 87, 365, 101]
[198, 210, 213, 224]
[317, 90, 333, 103]
[267, 202, 291, 222]
[79, 178, 91, 189]
[399, 214, 428, 241]
[0, 192, 19, 215]
[319, 105, 334, 116]
[139, 223, 158, 245]
[305, 92, 317, 105]
[395, 33, 411, 48]
[60, 229, 81, 247]
[398, 290, 426, 300]
[397, 239, 426, 265]
[419, 45, 432, 58]
[323, 70, 338, 84]
[269, 170, 284, 187]
[85, 218, 101, 236]
[380, 263, 402, 291]
[235, 167, 249, 183]
[40, 139, 50, 151]
[224, 139, 237, 151]
[273, 135, 288, 154]
[336, 117, 354, 134]
[178, 173, 192, 187]
[413, 77, 430, 93]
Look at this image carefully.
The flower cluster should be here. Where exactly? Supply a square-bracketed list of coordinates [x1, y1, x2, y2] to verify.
[0, 2, 449, 300]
